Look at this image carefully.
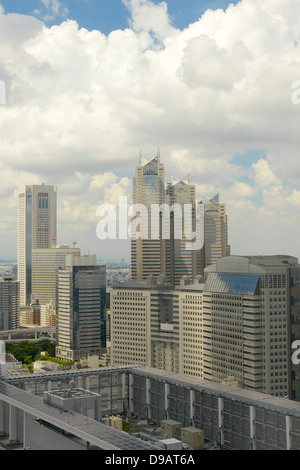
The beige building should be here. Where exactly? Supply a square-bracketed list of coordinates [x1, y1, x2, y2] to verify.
[31, 244, 80, 306]
[111, 255, 300, 399]
[18, 184, 57, 306]
[111, 281, 152, 367]
[111, 277, 179, 371]
[40, 301, 56, 327]
[177, 280, 204, 378]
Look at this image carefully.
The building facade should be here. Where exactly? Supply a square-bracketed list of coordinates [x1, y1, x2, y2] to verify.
[202, 194, 230, 273]
[17, 184, 57, 306]
[0, 278, 20, 331]
[166, 176, 198, 286]
[55, 254, 106, 362]
[40, 302, 56, 327]
[29, 299, 41, 326]
[111, 255, 300, 400]
[111, 276, 179, 371]
[131, 151, 166, 281]
[31, 244, 80, 306]
[130, 155, 229, 286]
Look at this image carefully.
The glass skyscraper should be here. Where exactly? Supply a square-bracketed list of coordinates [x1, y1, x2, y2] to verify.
[55, 254, 106, 362]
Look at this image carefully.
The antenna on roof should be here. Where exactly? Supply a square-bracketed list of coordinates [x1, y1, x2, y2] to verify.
[157, 146, 160, 163]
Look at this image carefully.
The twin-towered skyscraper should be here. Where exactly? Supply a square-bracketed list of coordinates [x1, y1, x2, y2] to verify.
[131, 150, 230, 286]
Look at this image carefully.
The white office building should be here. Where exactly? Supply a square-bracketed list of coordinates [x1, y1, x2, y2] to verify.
[31, 244, 80, 306]
[17, 184, 57, 306]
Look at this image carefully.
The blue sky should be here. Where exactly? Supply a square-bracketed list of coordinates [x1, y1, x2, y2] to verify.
[0, 0, 238, 34]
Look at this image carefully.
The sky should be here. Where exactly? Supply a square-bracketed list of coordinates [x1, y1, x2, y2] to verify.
[0, 0, 300, 262]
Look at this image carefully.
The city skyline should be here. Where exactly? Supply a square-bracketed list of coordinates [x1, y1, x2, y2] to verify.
[1, 0, 300, 263]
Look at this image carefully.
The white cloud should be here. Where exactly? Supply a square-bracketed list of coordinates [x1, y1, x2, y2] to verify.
[0, 0, 300, 259]
[122, 0, 176, 40]
[40, 0, 69, 19]
[287, 189, 300, 206]
[252, 159, 281, 187]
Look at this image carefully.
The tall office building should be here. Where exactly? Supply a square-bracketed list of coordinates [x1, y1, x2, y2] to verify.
[31, 244, 80, 306]
[0, 278, 20, 331]
[110, 276, 178, 371]
[55, 254, 106, 362]
[130, 155, 229, 285]
[166, 176, 198, 286]
[202, 255, 297, 397]
[17, 184, 57, 306]
[202, 194, 230, 272]
[290, 267, 300, 401]
[131, 150, 166, 281]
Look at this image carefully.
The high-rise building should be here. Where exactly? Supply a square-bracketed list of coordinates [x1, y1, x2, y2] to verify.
[40, 301, 56, 327]
[17, 184, 57, 306]
[55, 254, 106, 362]
[166, 176, 198, 286]
[29, 299, 41, 326]
[0, 278, 20, 331]
[31, 244, 80, 306]
[202, 255, 297, 397]
[131, 155, 228, 285]
[110, 276, 178, 371]
[202, 194, 230, 271]
[131, 150, 166, 281]
[290, 268, 300, 401]
[111, 255, 300, 399]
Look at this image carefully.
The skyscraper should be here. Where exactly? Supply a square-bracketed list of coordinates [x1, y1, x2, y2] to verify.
[55, 254, 106, 362]
[202, 194, 230, 272]
[0, 278, 20, 331]
[111, 277, 178, 371]
[131, 150, 166, 281]
[130, 154, 228, 286]
[31, 244, 80, 306]
[166, 175, 198, 286]
[202, 255, 295, 397]
[17, 184, 57, 306]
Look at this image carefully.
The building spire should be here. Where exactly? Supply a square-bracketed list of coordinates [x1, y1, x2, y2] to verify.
[157, 146, 160, 164]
